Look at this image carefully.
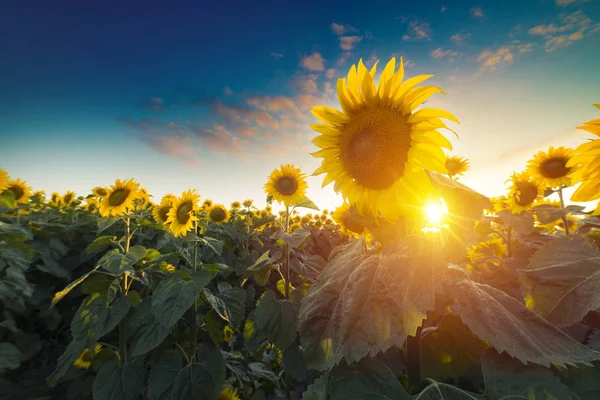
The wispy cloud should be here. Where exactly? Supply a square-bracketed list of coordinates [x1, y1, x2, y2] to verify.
[477, 46, 514, 71]
[270, 52, 283, 60]
[300, 52, 325, 71]
[431, 48, 459, 62]
[331, 22, 364, 51]
[223, 87, 232, 96]
[339, 35, 363, 51]
[147, 97, 164, 112]
[529, 10, 599, 52]
[450, 31, 471, 46]
[471, 7, 484, 18]
[555, 0, 578, 6]
[402, 20, 432, 41]
[330, 22, 359, 35]
[441, 5, 448, 12]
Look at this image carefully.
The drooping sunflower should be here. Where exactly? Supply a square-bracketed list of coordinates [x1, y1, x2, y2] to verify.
[230, 201, 241, 210]
[217, 386, 240, 400]
[242, 199, 253, 208]
[208, 204, 231, 225]
[6, 179, 32, 204]
[567, 104, 600, 202]
[62, 190, 76, 207]
[526, 146, 575, 189]
[72, 344, 102, 369]
[166, 190, 200, 237]
[91, 186, 108, 198]
[98, 178, 142, 217]
[310, 57, 458, 219]
[153, 194, 177, 226]
[0, 168, 9, 191]
[507, 172, 543, 214]
[264, 164, 308, 207]
[445, 155, 470, 178]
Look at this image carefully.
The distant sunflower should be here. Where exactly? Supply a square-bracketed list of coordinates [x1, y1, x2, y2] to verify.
[49, 192, 62, 207]
[526, 146, 575, 188]
[166, 190, 200, 237]
[202, 199, 213, 209]
[242, 199, 253, 208]
[311, 57, 458, 219]
[153, 194, 176, 226]
[85, 198, 99, 212]
[73, 344, 102, 369]
[467, 237, 507, 264]
[507, 172, 543, 214]
[62, 190, 76, 206]
[99, 178, 142, 217]
[445, 155, 470, 178]
[264, 164, 308, 207]
[217, 386, 240, 400]
[6, 179, 32, 204]
[230, 201, 241, 210]
[32, 190, 46, 202]
[0, 168, 9, 191]
[223, 325, 234, 343]
[208, 204, 231, 224]
[91, 186, 108, 198]
[135, 188, 152, 209]
[568, 104, 600, 202]
[265, 205, 272, 213]
[332, 203, 366, 237]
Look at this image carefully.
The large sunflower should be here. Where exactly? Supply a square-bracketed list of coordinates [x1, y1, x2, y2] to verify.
[208, 204, 231, 224]
[526, 146, 575, 189]
[445, 155, 469, 178]
[310, 57, 458, 219]
[6, 178, 32, 204]
[568, 104, 600, 202]
[507, 172, 543, 214]
[98, 178, 142, 217]
[264, 164, 308, 207]
[153, 194, 176, 226]
[0, 168, 8, 191]
[166, 190, 200, 237]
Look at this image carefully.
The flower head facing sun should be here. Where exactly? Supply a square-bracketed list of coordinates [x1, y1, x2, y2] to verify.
[264, 164, 308, 207]
[92, 186, 108, 198]
[99, 178, 142, 217]
[242, 199, 253, 208]
[208, 204, 231, 224]
[62, 190, 76, 207]
[166, 190, 200, 237]
[568, 104, 600, 202]
[6, 179, 32, 204]
[310, 57, 458, 220]
[332, 203, 366, 237]
[507, 172, 543, 214]
[445, 155, 469, 178]
[526, 146, 575, 189]
[230, 201, 241, 210]
[153, 194, 177, 226]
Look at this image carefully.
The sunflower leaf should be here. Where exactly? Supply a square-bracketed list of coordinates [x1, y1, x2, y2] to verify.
[92, 361, 145, 400]
[299, 236, 446, 370]
[97, 217, 120, 235]
[294, 196, 320, 211]
[85, 235, 117, 255]
[98, 245, 147, 275]
[203, 283, 246, 329]
[147, 352, 184, 400]
[272, 228, 311, 250]
[414, 380, 483, 399]
[426, 171, 491, 220]
[496, 209, 535, 235]
[50, 265, 101, 308]
[246, 290, 297, 351]
[519, 235, 600, 327]
[128, 299, 170, 357]
[533, 204, 586, 225]
[170, 343, 225, 400]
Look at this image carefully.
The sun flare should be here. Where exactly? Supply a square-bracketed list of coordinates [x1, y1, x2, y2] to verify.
[424, 200, 448, 224]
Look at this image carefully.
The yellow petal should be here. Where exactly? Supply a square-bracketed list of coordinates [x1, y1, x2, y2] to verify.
[571, 180, 600, 202]
[311, 123, 342, 136]
[390, 74, 434, 105]
[369, 60, 379, 77]
[377, 57, 396, 103]
[311, 148, 340, 159]
[402, 86, 446, 115]
[336, 79, 355, 115]
[312, 134, 340, 148]
[412, 130, 453, 150]
[577, 124, 600, 136]
[408, 108, 460, 125]
[321, 173, 336, 188]
[312, 106, 349, 126]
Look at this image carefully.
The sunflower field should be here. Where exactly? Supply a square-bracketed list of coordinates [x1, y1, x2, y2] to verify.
[2, 58, 600, 400]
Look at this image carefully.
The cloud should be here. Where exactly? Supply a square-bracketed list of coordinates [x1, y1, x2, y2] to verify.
[430, 48, 459, 61]
[517, 43, 534, 53]
[300, 52, 325, 71]
[556, 0, 577, 6]
[325, 68, 337, 79]
[477, 46, 514, 71]
[529, 24, 560, 35]
[471, 7, 484, 18]
[529, 11, 598, 52]
[290, 73, 319, 94]
[246, 95, 305, 120]
[147, 97, 164, 112]
[402, 20, 432, 41]
[270, 52, 283, 59]
[223, 87, 232, 96]
[331, 23, 358, 35]
[404, 59, 416, 68]
[441, 6, 448, 12]
[339, 35, 363, 50]
[450, 32, 471, 46]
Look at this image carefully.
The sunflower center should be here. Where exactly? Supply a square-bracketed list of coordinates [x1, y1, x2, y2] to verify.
[340, 108, 411, 190]
[176, 201, 193, 224]
[64, 194, 73, 204]
[515, 182, 538, 206]
[342, 213, 364, 234]
[275, 176, 298, 196]
[96, 188, 107, 196]
[446, 160, 460, 174]
[108, 188, 131, 207]
[159, 206, 171, 222]
[9, 185, 24, 200]
[539, 157, 570, 179]
[210, 207, 227, 222]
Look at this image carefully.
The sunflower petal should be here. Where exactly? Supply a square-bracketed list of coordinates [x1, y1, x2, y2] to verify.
[312, 134, 340, 148]
[577, 124, 600, 136]
[391, 74, 434, 105]
[311, 123, 342, 136]
[402, 86, 446, 115]
[413, 130, 453, 150]
[312, 106, 349, 126]
[408, 108, 460, 124]
[571, 179, 600, 202]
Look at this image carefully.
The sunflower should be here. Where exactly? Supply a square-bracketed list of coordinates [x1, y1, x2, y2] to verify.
[98, 178, 142, 217]
[526, 146, 575, 189]
[567, 104, 600, 202]
[332, 203, 367, 237]
[153, 194, 176, 226]
[85, 197, 99, 212]
[223, 325, 234, 343]
[159, 262, 176, 273]
[202, 199, 213, 209]
[467, 237, 507, 264]
[166, 190, 200, 237]
[49, 192, 62, 207]
[445, 155, 470, 178]
[32, 190, 46, 202]
[265, 205, 272, 213]
[62, 190, 76, 207]
[135, 188, 152, 209]
[0, 168, 9, 191]
[208, 204, 231, 224]
[217, 386, 240, 400]
[242, 199, 253, 208]
[230, 201, 241, 210]
[264, 164, 308, 207]
[91, 186, 108, 197]
[507, 172, 543, 214]
[310, 57, 457, 219]
[72, 344, 102, 369]
[6, 179, 32, 204]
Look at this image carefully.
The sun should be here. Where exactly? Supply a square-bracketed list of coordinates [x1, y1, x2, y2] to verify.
[424, 199, 448, 224]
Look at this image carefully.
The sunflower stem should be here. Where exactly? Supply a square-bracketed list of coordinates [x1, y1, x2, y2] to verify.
[119, 216, 131, 366]
[190, 219, 199, 363]
[506, 227, 512, 258]
[407, 325, 423, 393]
[558, 186, 570, 236]
[284, 205, 292, 400]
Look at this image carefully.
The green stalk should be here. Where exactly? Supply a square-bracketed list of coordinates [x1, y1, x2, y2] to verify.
[119, 216, 131, 365]
[406, 326, 423, 393]
[190, 219, 199, 363]
[284, 205, 291, 400]
[558, 186, 570, 236]
[506, 227, 512, 258]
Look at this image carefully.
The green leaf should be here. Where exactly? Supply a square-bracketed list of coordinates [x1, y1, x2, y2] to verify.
[201, 263, 235, 273]
[151, 270, 215, 328]
[299, 237, 445, 370]
[147, 352, 184, 400]
[128, 299, 170, 357]
[519, 236, 600, 327]
[86, 236, 117, 255]
[0, 190, 16, 208]
[302, 372, 330, 400]
[556, 364, 600, 400]
[126, 290, 141, 307]
[272, 228, 311, 250]
[294, 196, 320, 211]
[276, 279, 294, 297]
[92, 361, 145, 400]
[81, 274, 113, 295]
[170, 343, 225, 400]
[414, 380, 484, 399]
[248, 362, 278, 381]
[426, 171, 491, 220]
[200, 236, 223, 256]
[98, 246, 147, 275]
[71, 292, 132, 344]
[98, 217, 120, 235]
[246, 251, 276, 286]
[496, 210, 535, 235]
[203, 283, 246, 329]
[481, 349, 578, 400]
[533, 204, 586, 225]
[329, 358, 411, 400]
[248, 290, 297, 351]
[445, 277, 600, 368]
[0, 220, 32, 239]
[290, 254, 326, 282]
[47, 338, 88, 384]
[283, 343, 307, 382]
[50, 266, 101, 308]
[0, 343, 20, 373]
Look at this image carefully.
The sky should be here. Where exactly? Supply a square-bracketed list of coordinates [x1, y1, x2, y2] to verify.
[1, 0, 600, 212]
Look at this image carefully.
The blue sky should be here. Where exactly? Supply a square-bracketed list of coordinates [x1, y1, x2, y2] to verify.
[1, 0, 599, 211]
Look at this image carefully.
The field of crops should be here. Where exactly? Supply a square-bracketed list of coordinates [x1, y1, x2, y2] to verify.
[2, 58, 600, 400]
